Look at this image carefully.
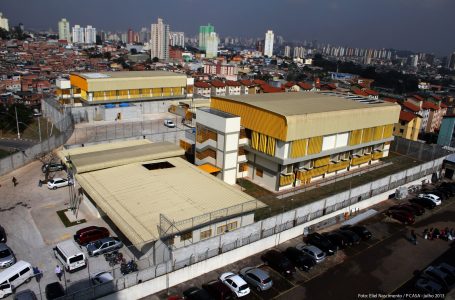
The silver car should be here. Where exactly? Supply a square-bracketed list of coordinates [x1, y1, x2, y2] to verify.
[295, 243, 326, 263]
[0, 243, 15, 268]
[87, 237, 123, 256]
[240, 267, 273, 291]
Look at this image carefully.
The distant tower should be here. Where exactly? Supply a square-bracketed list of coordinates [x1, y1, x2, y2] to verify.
[58, 18, 71, 42]
[170, 32, 185, 48]
[127, 28, 134, 44]
[150, 18, 170, 60]
[0, 12, 9, 31]
[72, 25, 84, 43]
[448, 52, 455, 70]
[85, 25, 96, 44]
[264, 30, 274, 57]
[205, 32, 219, 58]
[198, 23, 214, 51]
[284, 46, 291, 57]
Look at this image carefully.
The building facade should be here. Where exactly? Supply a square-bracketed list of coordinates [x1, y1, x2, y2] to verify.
[264, 30, 274, 57]
[85, 25, 96, 44]
[393, 111, 422, 141]
[58, 18, 71, 42]
[150, 18, 170, 60]
[437, 116, 455, 147]
[170, 32, 185, 48]
[198, 24, 214, 51]
[0, 13, 8, 31]
[72, 25, 84, 43]
[205, 32, 219, 59]
[194, 93, 400, 191]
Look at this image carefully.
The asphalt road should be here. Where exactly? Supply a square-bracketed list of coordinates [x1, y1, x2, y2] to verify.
[276, 203, 455, 300]
[0, 138, 36, 150]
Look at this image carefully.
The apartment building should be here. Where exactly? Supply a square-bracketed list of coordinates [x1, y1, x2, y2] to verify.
[194, 93, 400, 191]
[393, 111, 422, 141]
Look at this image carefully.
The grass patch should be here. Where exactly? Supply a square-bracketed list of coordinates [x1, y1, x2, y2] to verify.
[56, 209, 86, 227]
[0, 117, 60, 141]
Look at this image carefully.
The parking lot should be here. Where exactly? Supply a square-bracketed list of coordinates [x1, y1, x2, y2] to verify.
[144, 183, 455, 300]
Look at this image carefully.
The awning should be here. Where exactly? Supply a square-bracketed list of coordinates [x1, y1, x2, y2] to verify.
[198, 164, 221, 174]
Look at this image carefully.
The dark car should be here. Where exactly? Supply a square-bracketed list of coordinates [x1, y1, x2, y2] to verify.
[386, 210, 415, 224]
[284, 247, 316, 271]
[202, 280, 233, 300]
[74, 226, 110, 246]
[322, 232, 348, 249]
[402, 203, 425, 216]
[437, 187, 454, 197]
[183, 287, 214, 300]
[0, 225, 5, 243]
[336, 230, 361, 245]
[410, 197, 436, 209]
[45, 282, 65, 300]
[339, 225, 372, 240]
[261, 250, 295, 277]
[390, 204, 423, 217]
[428, 190, 447, 201]
[41, 163, 65, 173]
[306, 233, 337, 255]
[14, 290, 38, 300]
[439, 182, 455, 194]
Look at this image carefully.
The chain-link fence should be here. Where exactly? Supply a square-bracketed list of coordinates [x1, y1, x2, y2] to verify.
[0, 99, 74, 176]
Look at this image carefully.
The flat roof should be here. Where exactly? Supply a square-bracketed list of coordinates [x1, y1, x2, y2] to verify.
[216, 92, 396, 117]
[76, 156, 263, 247]
[198, 107, 237, 119]
[73, 71, 186, 80]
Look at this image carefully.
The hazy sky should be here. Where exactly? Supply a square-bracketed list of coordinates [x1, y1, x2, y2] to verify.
[2, 0, 454, 55]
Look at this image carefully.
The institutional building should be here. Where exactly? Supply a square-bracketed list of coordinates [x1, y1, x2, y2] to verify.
[194, 92, 400, 191]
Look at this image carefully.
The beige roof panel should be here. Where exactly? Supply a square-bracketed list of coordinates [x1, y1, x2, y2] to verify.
[76, 157, 263, 246]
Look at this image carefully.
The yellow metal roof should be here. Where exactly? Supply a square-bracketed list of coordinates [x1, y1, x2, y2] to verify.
[198, 164, 221, 174]
[76, 157, 263, 247]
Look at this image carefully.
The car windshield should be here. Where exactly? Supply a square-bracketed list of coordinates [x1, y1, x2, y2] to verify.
[239, 284, 249, 291]
[0, 249, 11, 258]
[94, 240, 103, 248]
[69, 254, 84, 264]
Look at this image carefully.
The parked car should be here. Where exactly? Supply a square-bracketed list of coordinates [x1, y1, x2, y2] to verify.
[322, 232, 347, 250]
[305, 233, 337, 255]
[261, 250, 295, 277]
[41, 163, 65, 173]
[47, 178, 70, 190]
[417, 193, 441, 205]
[14, 289, 38, 300]
[183, 287, 214, 300]
[385, 209, 415, 225]
[437, 263, 455, 278]
[410, 197, 436, 209]
[389, 205, 422, 217]
[399, 203, 425, 216]
[74, 226, 110, 246]
[295, 243, 326, 263]
[339, 225, 372, 240]
[436, 187, 454, 197]
[336, 230, 361, 245]
[414, 277, 445, 294]
[0, 226, 5, 243]
[45, 282, 65, 300]
[0, 243, 15, 268]
[421, 265, 455, 291]
[239, 267, 273, 292]
[219, 272, 250, 298]
[86, 237, 123, 256]
[428, 190, 448, 201]
[91, 271, 114, 286]
[439, 182, 455, 194]
[202, 280, 234, 300]
[164, 119, 176, 128]
[284, 247, 316, 271]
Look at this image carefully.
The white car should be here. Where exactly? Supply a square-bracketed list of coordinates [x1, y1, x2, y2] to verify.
[418, 193, 441, 206]
[219, 272, 250, 298]
[47, 178, 70, 190]
[91, 271, 114, 286]
[164, 119, 176, 128]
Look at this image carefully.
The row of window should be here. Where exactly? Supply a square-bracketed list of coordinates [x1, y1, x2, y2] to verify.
[179, 221, 239, 242]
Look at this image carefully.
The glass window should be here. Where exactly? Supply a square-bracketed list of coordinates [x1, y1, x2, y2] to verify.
[19, 268, 30, 276]
[181, 232, 192, 241]
[200, 229, 212, 240]
[9, 274, 19, 282]
[256, 168, 263, 177]
[69, 255, 84, 264]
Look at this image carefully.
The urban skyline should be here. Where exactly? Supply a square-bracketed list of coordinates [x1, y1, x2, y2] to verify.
[1, 0, 455, 55]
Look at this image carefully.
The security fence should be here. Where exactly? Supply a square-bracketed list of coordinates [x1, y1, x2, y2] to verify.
[0, 98, 74, 176]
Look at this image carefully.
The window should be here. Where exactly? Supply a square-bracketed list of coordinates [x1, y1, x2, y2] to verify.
[19, 268, 30, 276]
[9, 274, 19, 282]
[256, 168, 263, 177]
[399, 129, 404, 134]
[69, 255, 84, 264]
[142, 161, 175, 170]
[217, 222, 238, 234]
[180, 232, 192, 241]
[200, 229, 212, 240]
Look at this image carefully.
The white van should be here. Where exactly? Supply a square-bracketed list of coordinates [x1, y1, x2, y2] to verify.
[0, 260, 33, 298]
[53, 239, 86, 272]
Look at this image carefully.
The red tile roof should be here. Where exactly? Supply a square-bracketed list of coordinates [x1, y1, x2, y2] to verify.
[353, 89, 369, 97]
[194, 81, 211, 88]
[260, 84, 282, 93]
[401, 101, 420, 113]
[441, 103, 448, 108]
[422, 101, 440, 110]
[283, 81, 296, 88]
[399, 111, 417, 122]
[297, 82, 313, 90]
[240, 80, 254, 86]
[225, 80, 241, 87]
[412, 94, 425, 102]
[253, 79, 266, 85]
[383, 98, 398, 103]
[364, 89, 379, 96]
[210, 80, 226, 88]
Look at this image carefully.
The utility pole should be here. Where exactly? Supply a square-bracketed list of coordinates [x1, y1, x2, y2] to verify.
[37, 115, 42, 143]
[15, 106, 20, 139]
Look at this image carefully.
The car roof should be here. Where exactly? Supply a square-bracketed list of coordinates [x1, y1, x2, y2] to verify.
[52, 177, 65, 181]
[76, 226, 103, 234]
[244, 267, 269, 280]
[303, 244, 323, 253]
[94, 272, 114, 281]
[0, 243, 10, 251]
